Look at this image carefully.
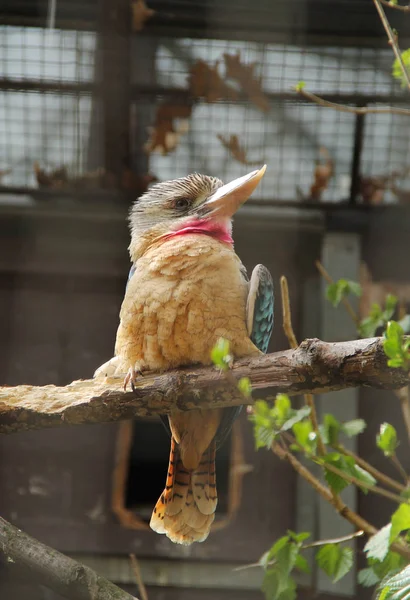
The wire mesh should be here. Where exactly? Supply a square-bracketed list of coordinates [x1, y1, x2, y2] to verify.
[147, 38, 408, 202]
[0, 26, 101, 188]
[1, 18, 410, 202]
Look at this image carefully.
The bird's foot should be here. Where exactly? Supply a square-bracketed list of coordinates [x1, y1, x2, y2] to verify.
[123, 363, 143, 392]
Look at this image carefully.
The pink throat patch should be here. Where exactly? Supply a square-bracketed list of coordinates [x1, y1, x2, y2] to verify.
[164, 218, 233, 245]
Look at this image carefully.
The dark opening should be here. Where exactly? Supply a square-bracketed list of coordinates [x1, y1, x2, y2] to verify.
[125, 418, 232, 522]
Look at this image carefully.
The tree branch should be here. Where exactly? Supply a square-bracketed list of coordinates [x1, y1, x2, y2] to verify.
[379, 0, 410, 12]
[0, 337, 409, 435]
[373, 0, 410, 92]
[0, 517, 138, 600]
[295, 87, 410, 117]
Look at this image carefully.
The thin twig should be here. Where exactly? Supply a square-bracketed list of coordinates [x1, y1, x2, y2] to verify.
[315, 260, 360, 326]
[283, 431, 405, 504]
[272, 442, 410, 561]
[391, 454, 409, 485]
[319, 460, 406, 505]
[272, 442, 377, 534]
[295, 87, 410, 116]
[301, 530, 365, 549]
[280, 276, 298, 350]
[335, 443, 405, 493]
[280, 276, 327, 457]
[395, 386, 410, 443]
[379, 0, 410, 11]
[130, 554, 149, 600]
[373, 0, 410, 92]
[234, 530, 365, 571]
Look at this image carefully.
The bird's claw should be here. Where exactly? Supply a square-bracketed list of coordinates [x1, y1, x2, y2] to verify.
[123, 365, 143, 392]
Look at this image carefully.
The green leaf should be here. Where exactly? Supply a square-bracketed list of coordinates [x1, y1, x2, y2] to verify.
[210, 338, 232, 371]
[295, 81, 306, 91]
[275, 540, 300, 576]
[288, 530, 310, 543]
[353, 464, 377, 491]
[348, 281, 362, 297]
[321, 413, 341, 445]
[270, 535, 291, 559]
[316, 544, 354, 582]
[364, 524, 392, 561]
[261, 533, 306, 600]
[326, 279, 361, 308]
[390, 504, 410, 543]
[342, 419, 366, 438]
[321, 453, 376, 494]
[275, 394, 291, 420]
[383, 321, 410, 370]
[358, 297, 397, 339]
[358, 567, 381, 587]
[295, 554, 310, 574]
[400, 487, 410, 501]
[292, 421, 317, 454]
[250, 396, 312, 450]
[238, 377, 252, 398]
[322, 453, 350, 493]
[385, 295, 398, 320]
[375, 564, 410, 600]
[262, 570, 280, 600]
[377, 586, 391, 600]
[250, 400, 277, 450]
[377, 423, 398, 457]
[392, 49, 410, 88]
[281, 406, 311, 432]
[370, 550, 407, 581]
[359, 314, 381, 338]
[324, 468, 350, 494]
[262, 569, 297, 600]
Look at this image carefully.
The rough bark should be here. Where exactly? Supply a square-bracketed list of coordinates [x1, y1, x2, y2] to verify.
[0, 517, 137, 600]
[0, 337, 408, 435]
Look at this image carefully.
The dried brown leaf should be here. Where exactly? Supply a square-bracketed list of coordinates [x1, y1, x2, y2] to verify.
[217, 134, 263, 166]
[34, 162, 69, 189]
[224, 52, 270, 112]
[145, 104, 192, 155]
[309, 147, 334, 201]
[188, 60, 238, 103]
[132, 0, 155, 32]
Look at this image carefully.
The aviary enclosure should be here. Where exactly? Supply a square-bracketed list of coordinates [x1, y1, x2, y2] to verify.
[1, 0, 410, 599]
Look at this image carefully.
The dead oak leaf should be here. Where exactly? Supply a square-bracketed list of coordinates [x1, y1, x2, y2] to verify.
[145, 104, 192, 155]
[132, 0, 155, 32]
[217, 134, 263, 166]
[224, 52, 270, 112]
[188, 60, 238, 103]
[309, 147, 334, 201]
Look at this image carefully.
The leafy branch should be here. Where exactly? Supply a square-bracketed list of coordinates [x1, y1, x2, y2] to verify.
[237, 266, 410, 600]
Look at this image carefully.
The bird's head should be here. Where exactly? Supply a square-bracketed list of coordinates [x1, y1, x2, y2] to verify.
[128, 165, 266, 261]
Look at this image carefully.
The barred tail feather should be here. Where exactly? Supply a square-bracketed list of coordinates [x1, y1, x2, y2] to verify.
[150, 440, 217, 545]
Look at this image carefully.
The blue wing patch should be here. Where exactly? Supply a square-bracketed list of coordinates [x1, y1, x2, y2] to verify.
[215, 265, 274, 449]
[247, 264, 274, 354]
[126, 263, 136, 289]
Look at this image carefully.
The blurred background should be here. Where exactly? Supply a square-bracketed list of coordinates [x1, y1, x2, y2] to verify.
[0, 0, 410, 598]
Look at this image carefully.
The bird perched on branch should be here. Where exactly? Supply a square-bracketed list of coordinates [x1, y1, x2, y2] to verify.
[95, 166, 274, 545]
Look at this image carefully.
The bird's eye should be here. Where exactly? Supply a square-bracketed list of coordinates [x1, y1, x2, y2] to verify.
[174, 198, 190, 210]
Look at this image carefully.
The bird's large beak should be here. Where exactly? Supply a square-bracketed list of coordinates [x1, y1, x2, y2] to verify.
[201, 165, 267, 218]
